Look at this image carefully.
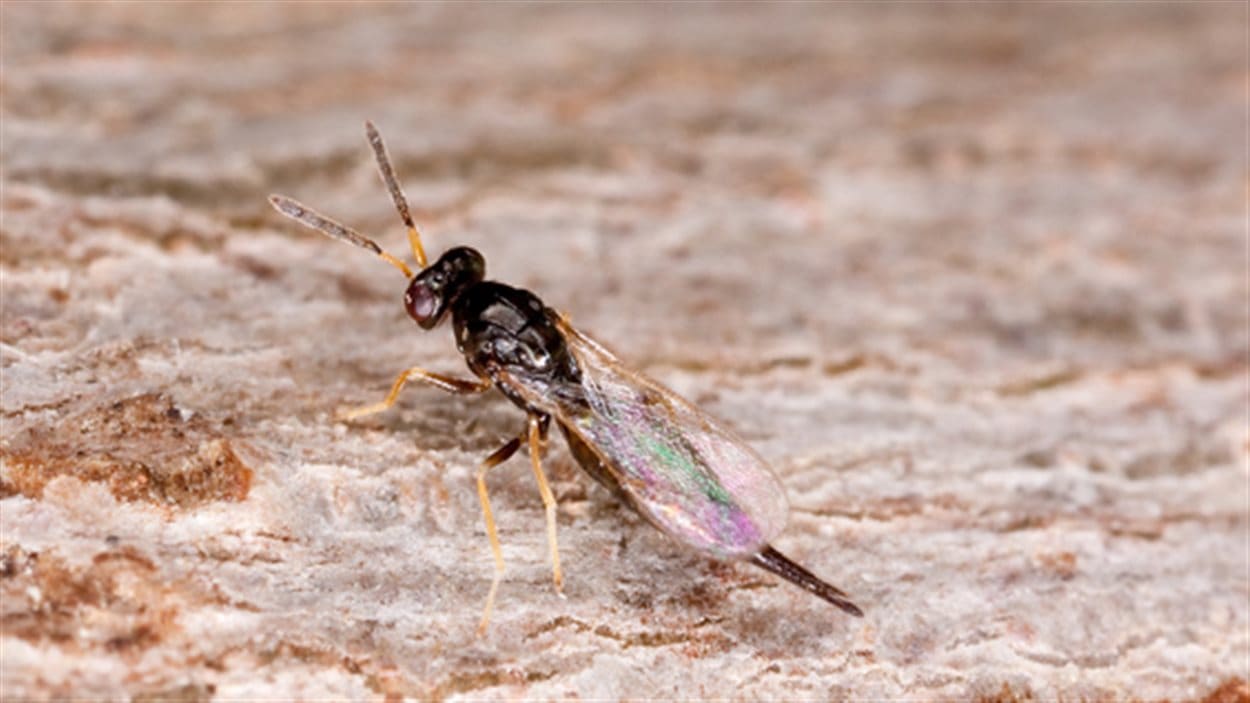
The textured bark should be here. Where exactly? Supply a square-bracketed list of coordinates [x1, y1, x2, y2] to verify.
[1, 3, 1246, 700]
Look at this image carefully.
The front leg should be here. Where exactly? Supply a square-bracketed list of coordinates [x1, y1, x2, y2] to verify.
[339, 366, 491, 421]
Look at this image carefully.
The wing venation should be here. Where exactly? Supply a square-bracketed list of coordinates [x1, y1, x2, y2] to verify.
[503, 321, 789, 559]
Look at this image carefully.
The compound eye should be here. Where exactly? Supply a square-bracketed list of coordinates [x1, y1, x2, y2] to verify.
[404, 282, 440, 326]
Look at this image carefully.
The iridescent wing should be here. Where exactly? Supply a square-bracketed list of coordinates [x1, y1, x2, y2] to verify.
[501, 319, 790, 559]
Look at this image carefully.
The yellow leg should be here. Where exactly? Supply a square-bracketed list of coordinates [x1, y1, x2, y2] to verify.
[339, 366, 490, 421]
[476, 435, 522, 635]
[527, 415, 564, 595]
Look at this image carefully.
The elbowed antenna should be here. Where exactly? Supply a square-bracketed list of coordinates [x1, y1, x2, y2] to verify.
[365, 121, 428, 269]
[750, 545, 864, 617]
[268, 194, 413, 278]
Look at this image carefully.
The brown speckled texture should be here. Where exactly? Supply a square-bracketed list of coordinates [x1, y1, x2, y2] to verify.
[2, 3, 1247, 700]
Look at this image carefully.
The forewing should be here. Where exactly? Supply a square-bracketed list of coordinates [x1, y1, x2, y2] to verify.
[507, 323, 789, 559]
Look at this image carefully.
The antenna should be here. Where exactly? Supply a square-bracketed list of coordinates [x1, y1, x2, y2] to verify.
[268, 194, 413, 278]
[365, 121, 428, 268]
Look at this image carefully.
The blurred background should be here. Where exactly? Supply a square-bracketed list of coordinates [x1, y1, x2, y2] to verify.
[2, 3, 1246, 700]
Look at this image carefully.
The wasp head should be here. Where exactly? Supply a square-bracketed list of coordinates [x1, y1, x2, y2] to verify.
[404, 246, 486, 329]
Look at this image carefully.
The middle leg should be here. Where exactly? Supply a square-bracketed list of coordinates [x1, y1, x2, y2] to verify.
[475, 433, 523, 635]
[526, 414, 564, 595]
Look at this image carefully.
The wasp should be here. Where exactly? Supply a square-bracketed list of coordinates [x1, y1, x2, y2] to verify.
[269, 123, 863, 633]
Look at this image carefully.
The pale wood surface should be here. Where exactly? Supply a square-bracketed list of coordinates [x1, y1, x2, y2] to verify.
[2, 4, 1246, 700]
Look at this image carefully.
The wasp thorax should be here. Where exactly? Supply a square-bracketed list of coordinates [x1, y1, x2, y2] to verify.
[404, 246, 486, 329]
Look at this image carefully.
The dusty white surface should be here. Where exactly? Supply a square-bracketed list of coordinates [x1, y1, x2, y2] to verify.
[1, 3, 1247, 700]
